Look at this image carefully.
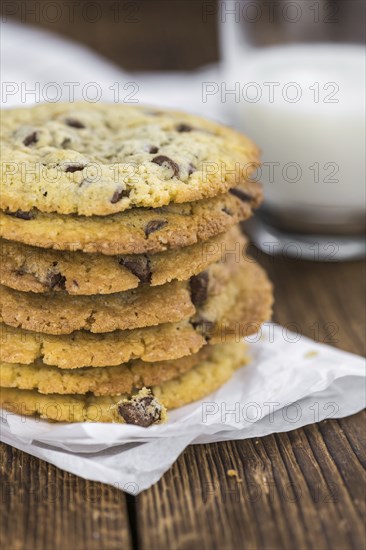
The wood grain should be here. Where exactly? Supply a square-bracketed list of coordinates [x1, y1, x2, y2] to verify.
[0, 444, 132, 550]
[134, 417, 365, 550]
[0, 255, 364, 550]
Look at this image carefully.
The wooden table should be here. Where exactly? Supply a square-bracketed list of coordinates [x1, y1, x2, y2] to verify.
[1, 252, 365, 550]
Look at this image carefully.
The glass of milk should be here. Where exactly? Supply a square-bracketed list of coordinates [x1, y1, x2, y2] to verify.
[219, 2, 365, 260]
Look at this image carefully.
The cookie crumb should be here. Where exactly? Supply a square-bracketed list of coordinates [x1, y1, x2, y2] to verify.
[227, 469, 243, 481]
[304, 350, 319, 359]
[117, 388, 167, 427]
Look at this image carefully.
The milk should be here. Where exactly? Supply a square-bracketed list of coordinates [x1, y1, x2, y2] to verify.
[230, 44, 365, 232]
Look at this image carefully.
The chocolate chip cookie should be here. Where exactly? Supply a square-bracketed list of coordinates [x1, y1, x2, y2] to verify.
[0, 320, 205, 368]
[0, 342, 246, 422]
[0, 346, 212, 396]
[0, 256, 273, 367]
[0, 184, 261, 255]
[1, 102, 259, 216]
[0, 279, 195, 334]
[0, 245, 268, 335]
[0, 228, 244, 295]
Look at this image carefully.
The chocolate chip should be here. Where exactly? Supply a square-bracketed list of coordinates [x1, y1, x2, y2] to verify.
[229, 188, 253, 203]
[5, 210, 35, 220]
[48, 272, 66, 291]
[188, 163, 196, 176]
[61, 138, 71, 148]
[146, 110, 163, 117]
[152, 155, 179, 178]
[144, 219, 168, 237]
[119, 256, 151, 284]
[149, 146, 159, 154]
[190, 271, 209, 307]
[64, 164, 85, 173]
[111, 186, 129, 204]
[23, 132, 38, 146]
[118, 395, 162, 427]
[176, 123, 193, 132]
[65, 118, 85, 129]
[190, 318, 215, 341]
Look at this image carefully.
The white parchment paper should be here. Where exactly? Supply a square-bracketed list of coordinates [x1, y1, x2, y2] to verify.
[0, 22, 365, 493]
[1, 325, 365, 493]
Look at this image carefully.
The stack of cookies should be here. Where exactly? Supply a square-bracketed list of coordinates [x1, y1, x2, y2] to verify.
[0, 103, 272, 426]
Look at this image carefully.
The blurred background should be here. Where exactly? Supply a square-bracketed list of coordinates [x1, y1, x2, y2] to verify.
[1, 0, 365, 259]
[2, 0, 365, 70]
[2, 0, 220, 71]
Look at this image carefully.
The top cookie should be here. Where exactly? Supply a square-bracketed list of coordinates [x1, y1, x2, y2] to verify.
[1, 102, 260, 216]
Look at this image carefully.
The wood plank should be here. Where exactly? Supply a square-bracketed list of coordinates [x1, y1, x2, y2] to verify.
[135, 415, 365, 550]
[285, 423, 362, 549]
[338, 412, 366, 468]
[0, 443, 132, 550]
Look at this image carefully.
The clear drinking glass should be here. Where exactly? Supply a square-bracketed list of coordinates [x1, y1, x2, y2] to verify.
[218, 0, 366, 260]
